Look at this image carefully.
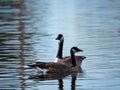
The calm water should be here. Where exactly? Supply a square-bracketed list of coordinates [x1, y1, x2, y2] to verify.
[0, 0, 120, 90]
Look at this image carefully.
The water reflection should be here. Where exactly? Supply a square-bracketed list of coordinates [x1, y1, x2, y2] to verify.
[28, 72, 80, 90]
[70, 72, 77, 90]
[0, 0, 34, 89]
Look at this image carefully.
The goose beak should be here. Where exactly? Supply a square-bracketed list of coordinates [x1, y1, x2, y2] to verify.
[78, 49, 83, 52]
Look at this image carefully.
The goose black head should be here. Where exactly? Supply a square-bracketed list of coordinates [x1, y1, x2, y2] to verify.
[71, 47, 83, 53]
[56, 34, 64, 41]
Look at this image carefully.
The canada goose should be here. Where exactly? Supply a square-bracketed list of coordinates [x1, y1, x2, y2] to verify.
[28, 47, 82, 74]
[55, 34, 86, 67]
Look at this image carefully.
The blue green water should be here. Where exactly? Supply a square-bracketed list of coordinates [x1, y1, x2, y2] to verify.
[0, 0, 120, 90]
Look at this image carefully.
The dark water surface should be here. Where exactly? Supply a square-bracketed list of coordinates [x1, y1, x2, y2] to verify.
[0, 0, 120, 90]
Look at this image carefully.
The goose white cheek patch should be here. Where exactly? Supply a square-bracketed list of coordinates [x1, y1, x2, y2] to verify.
[60, 36, 64, 41]
[72, 49, 77, 53]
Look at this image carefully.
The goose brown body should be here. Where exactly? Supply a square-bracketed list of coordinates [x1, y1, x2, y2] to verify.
[62, 56, 86, 67]
[28, 62, 71, 74]
[28, 47, 82, 74]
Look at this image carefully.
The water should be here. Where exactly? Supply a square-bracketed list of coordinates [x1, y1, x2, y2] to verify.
[0, 0, 120, 90]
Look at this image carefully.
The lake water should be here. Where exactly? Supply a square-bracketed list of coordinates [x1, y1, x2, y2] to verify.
[0, 0, 120, 90]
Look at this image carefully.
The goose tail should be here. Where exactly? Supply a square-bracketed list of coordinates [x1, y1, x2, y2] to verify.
[28, 64, 36, 68]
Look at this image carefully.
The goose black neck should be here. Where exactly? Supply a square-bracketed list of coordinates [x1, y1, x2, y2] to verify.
[70, 49, 76, 67]
[56, 40, 64, 59]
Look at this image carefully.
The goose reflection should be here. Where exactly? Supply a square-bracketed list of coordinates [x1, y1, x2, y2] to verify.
[58, 79, 63, 90]
[28, 72, 69, 81]
[71, 72, 78, 90]
[58, 72, 79, 90]
[28, 67, 83, 90]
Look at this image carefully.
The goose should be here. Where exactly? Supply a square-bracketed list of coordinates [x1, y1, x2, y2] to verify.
[55, 34, 86, 67]
[28, 47, 82, 74]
